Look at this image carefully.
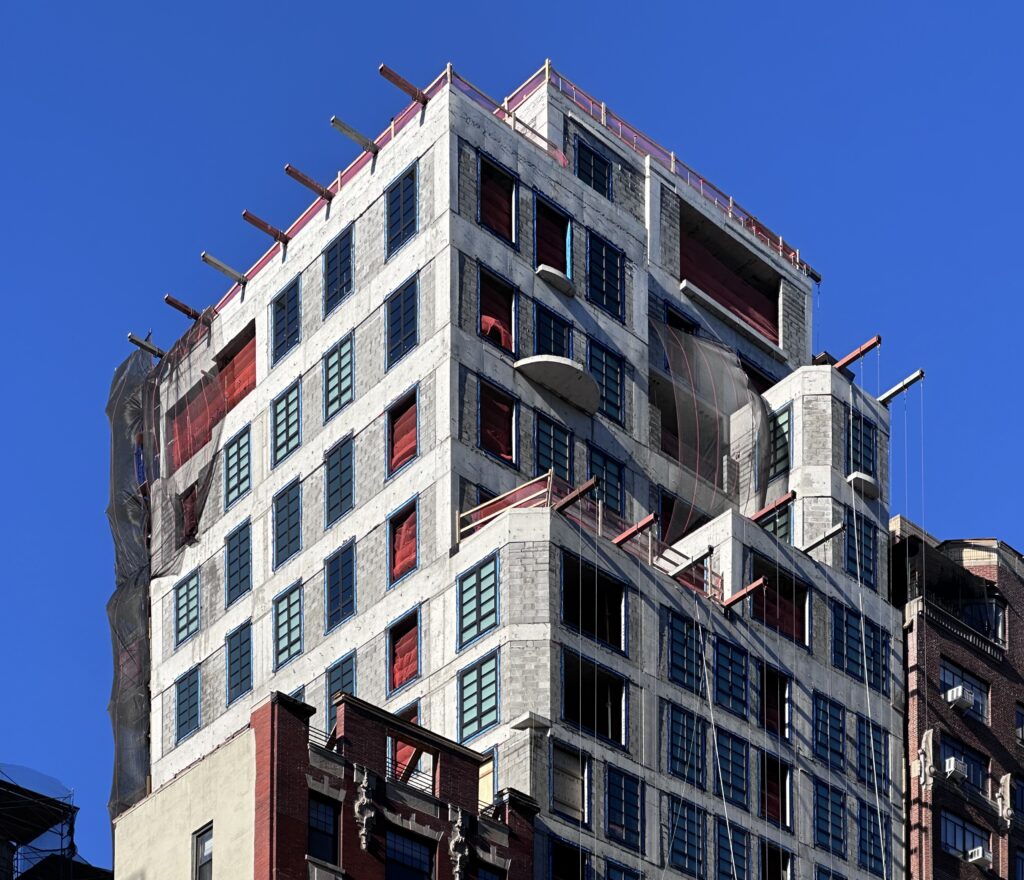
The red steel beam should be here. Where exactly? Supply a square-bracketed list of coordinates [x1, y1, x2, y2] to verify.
[722, 576, 766, 609]
[380, 64, 428, 105]
[242, 210, 291, 245]
[834, 335, 881, 372]
[553, 477, 599, 512]
[752, 490, 796, 523]
[284, 164, 334, 201]
[612, 513, 659, 546]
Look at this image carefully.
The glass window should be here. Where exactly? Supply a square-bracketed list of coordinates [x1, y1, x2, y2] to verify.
[846, 409, 877, 478]
[536, 414, 572, 482]
[714, 639, 748, 717]
[588, 445, 624, 515]
[225, 522, 251, 605]
[768, 409, 791, 480]
[323, 226, 353, 315]
[576, 141, 611, 198]
[459, 651, 499, 741]
[939, 659, 990, 723]
[606, 766, 643, 851]
[386, 276, 418, 368]
[325, 652, 356, 731]
[224, 428, 251, 507]
[226, 621, 252, 704]
[386, 166, 417, 256]
[940, 734, 987, 792]
[607, 864, 640, 880]
[271, 381, 301, 466]
[813, 694, 845, 770]
[323, 334, 355, 420]
[273, 480, 302, 567]
[761, 504, 791, 544]
[844, 507, 877, 590]
[587, 232, 624, 319]
[856, 715, 888, 793]
[385, 830, 432, 880]
[715, 730, 748, 808]
[535, 304, 571, 357]
[272, 279, 300, 364]
[813, 779, 846, 856]
[174, 570, 200, 646]
[194, 826, 212, 880]
[667, 702, 706, 788]
[308, 793, 339, 865]
[668, 796, 705, 877]
[273, 584, 303, 669]
[458, 555, 499, 648]
[176, 667, 200, 743]
[588, 340, 624, 423]
[325, 543, 356, 631]
[940, 810, 988, 856]
[667, 610, 704, 695]
[717, 818, 748, 880]
[552, 742, 589, 823]
[325, 437, 354, 526]
[858, 800, 890, 877]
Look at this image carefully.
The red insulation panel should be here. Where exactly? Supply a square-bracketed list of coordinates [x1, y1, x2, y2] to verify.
[480, 274, 514, 351]
[389, 396, 417, 473]
[390, 617, 419, 690]
[390, 505, 417, 582]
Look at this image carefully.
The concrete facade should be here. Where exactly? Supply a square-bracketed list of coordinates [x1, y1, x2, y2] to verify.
[124, 62, 902, 880]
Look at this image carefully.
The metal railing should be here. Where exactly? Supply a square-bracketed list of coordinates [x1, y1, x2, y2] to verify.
[386, 755, 435, 796]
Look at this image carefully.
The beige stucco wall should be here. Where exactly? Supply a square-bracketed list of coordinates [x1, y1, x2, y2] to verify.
[114, 727, 254, 880]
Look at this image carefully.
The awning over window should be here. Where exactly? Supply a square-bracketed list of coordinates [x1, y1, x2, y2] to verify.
[389, 395, 417, 473]
[391, 506, 417, 582]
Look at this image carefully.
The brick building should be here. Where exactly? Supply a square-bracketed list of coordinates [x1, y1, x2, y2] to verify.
[893, 518, 1024, 880]
[108, 60, 908, 880]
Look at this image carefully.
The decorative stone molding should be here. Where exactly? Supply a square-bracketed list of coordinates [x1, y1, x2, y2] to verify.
[448, 807, 470, 880]
[353, 765, 377, 851]
[998, 774, 1014, 829]
[919, 729, 935, 788]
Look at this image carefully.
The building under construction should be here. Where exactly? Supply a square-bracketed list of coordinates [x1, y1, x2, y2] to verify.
[107, 60, 919, 880]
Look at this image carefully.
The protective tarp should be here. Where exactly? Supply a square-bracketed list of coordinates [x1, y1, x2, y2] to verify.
[390, 506, 417, 582]
[536, 202, 568, 272]
[389, 396, 417, 473]
[105, 350, 153, 820]
[390, 618, 418, 690]
[480, 384, 514, 462]
[479, 161, 514, 240]
[480, 274, 513, 351]
[648, 319, 770, 541]
[143, 309, 227, 578]
[219, 335, 256, 412]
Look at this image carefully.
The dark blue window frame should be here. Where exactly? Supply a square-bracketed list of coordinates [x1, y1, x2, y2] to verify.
[457, 554, 499, 649]
[225, 521, 251, 606]
[714, 639, 748, 718]
[226, 621, 252, 705]
[845, 408, 878, 478]
[536, 414, 573, 482]
[325, 437, 354, 527]
[273, 479, 302, 568]
[323, 334, 355, 422]
[325, 542, 356, 632]
[667, 609, 704, 695]
[175, 666, 200, 743]
[459, 650, 500, 742]
[813, 693, 846, 771]
[715, 729, 749, 809]
[813, 779, 846, 857]
[857, 800, 890, 878]
[323, 225, 354, 315]
[272, 279, 300, 365]
[271, 381, 301, 467]
[667, 701, 706, 788]
[386, 165, 417, 257]
[575, 138, 612, 199]
[224, 426, 251, 509]
[588, 339, 624, 423]
[856, 715, 889, 792]
[606, 766, 643, 851]
[535, 303, 572, 357]
[717, 818, 748, 880]
[588, 444, 624, 515]
[386, 276, 418, 369]
[939, 734, 987, 792]
[667, 795, 706, 878]
[326, 651, 356, 731]
[586, 231, 624, 320]
[273, 583, 303, 670]
[844, 506, 877, 590]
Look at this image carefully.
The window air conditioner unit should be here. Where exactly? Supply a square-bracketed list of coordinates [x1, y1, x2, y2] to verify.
[966, 847, 992, 869]
[945, 685, 974, 711]
[944, 756, 967, 783]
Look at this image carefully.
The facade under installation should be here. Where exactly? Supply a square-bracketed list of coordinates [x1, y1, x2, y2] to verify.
[108, 60, 917, 880]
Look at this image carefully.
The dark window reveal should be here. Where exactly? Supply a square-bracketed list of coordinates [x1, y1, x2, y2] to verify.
[536, 198, 570, 274]
[479, 158, 515, 242]
[479, 270, 515, 353]
[479, 382, 515, 464]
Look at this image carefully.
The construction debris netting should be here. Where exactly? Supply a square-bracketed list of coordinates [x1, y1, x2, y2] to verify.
[648, 318, 770, 537]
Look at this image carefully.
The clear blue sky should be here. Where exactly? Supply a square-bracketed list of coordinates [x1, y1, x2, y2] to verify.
[1, 0, 1020, 867]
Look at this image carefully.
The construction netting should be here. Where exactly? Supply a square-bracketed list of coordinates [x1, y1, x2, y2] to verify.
[648, 317, 770, 539]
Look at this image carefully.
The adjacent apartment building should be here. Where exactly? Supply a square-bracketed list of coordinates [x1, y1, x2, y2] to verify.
[107, 61, 905, 880]
[893, 518, 1024, 880]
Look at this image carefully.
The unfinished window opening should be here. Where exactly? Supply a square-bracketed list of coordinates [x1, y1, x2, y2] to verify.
[659, 490, 710, 546]
[216, 322, 257, 412]
[562, 649, 625, 744]
[561, 551, 624, 651]
[479, 381, 515, 464]
[552, 742, 589, 823]
[649, 370, 721, 483]
[550, 839, 590, 880]
[759, 663, 790, 738]
[389, 612, 419, 693]
[760, 840, 791, 880]
[479, 157, 515, 242]
[750, 553, 808, 644]
[760, 751, 791, 827]
[478, 753, 495, 807]
[388, 391, 418, 475]
[535, 198, 571, 274]
[390, 702, 422, 784]
[479, 269, 515, 353]
[389, 501, 418, 584]
[679, 198, 781, 343]
[178, 483, 199, 547]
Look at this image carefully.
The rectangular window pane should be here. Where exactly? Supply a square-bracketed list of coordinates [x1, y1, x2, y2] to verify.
[385, 831, 432, 880]
[768, 410, 791, 480]
[273, 480, 302, 567]
[273, 585, 303, 668]
[325, 438, 354, 526]
[307, 793, 339, 864]
[324, 227, 353, 314]
[668, 703, 706, 788]
[587, 232, 624, 319]
[714, 639, 748, 717]
[535, 305, 571, 357]
[388, 391, 418, 475]
[856, 716, 889, 792]
[326, 652, 356, 731]
[717, 818, 747, 880]
[761, 504, 791, 544]
[272, 382, 301, 466]
[606, 767, 642, 850]
[561, 551, 624, 651]
[176, 667, 200, 742]
[939, 659, 990, 723]
[174, 571, 200, 646]
[858, 800, 890, 877]
[272, 280, 300, 364]
[226, 622, 252, 704]
[224, 428, 251, 507]
[536, 414, 572, 481]
[458, 555, 499, 648]
[814, 780, 846, 856]
[668, 610, 704, 694]
[577, 141, 611, 198]
[845, 507, 877, 590]
[460, 651, 499, 740]
[588, 445, 624, 515]
[387, 277, 418, 368]
[323, 335, 354, 420]
[325, 543, 356, 631]
[589, 341, 624, 422]
[846, 409, 878, 477]
[668, 796, 705, 877]
[225, 522, 251, 605]
[813, 694, 845, 770]
[386, 167, 417, 256]
[716, 730, 749, 808]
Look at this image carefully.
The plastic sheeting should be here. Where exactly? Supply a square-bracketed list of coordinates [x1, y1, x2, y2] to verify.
[390, 618, 418, 691]
[480, 274, 514, 351]
[649, 318, 770, 541]
[389, 396, 417, 473]
[536, 202, 568, 272]
[390, 506, 417, 582]
[480, 384, 514, 462]
[479, 162, 514, 240]
[105, 350, 153, 820]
